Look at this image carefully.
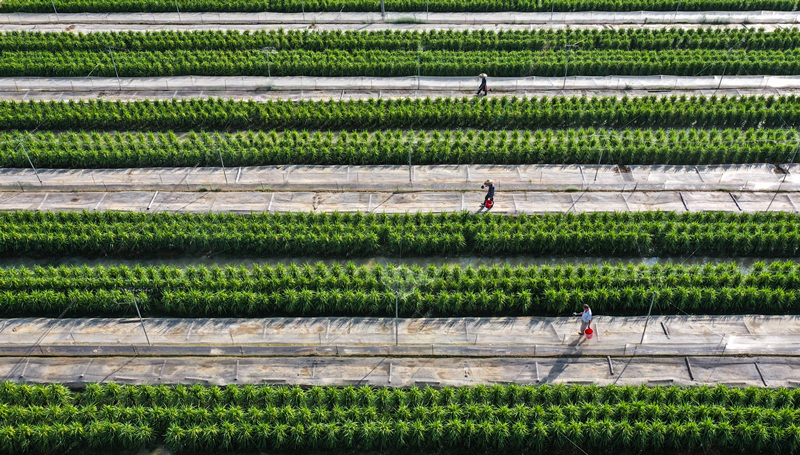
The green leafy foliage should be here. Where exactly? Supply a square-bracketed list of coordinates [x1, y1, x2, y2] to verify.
[0, 383, 798, 453]
[1, 95, 799, 131]
[0, 260, 799, 317]
[10, 48, 800, 77]
[3, 29, 800, 77]
[1, 128, 793, 168]
[7, 29, 799, 53]
[0, 211, 798, 260]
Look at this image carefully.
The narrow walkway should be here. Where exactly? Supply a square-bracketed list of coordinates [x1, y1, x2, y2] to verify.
[2, 355, 793, 387]
[4, 87, 786, 101]
[0, 189, 793, 213]
[1, 315, 794, 357]
[2, 315, 797, 386]
[1, 164, 795, 213]
[3, 75, 798, 93]
[1, 11, 797, 25]
[1, 164, 793, 193]
[0, 22, 783, 32]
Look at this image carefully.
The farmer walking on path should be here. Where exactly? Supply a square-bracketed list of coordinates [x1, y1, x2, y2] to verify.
[476, 73, 488, 96]
[482, 179, 495, 208]
[574, 304, 592, 336]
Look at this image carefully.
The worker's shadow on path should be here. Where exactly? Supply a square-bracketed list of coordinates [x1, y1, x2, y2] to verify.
[540, 336, 591, 384]
[475, 205, 492, 214]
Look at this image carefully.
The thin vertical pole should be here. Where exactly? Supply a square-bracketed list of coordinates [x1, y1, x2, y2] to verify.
[593, 141, 604, 183]
[766, 131, 800, 212]
[218, 150, 228, 184]
[381, 0, 385, 19]
[108, 47, 121, 90]
[640, 293, 656, 344]
[395, 292, 399, 346]
[19, 142, 43, 185]
[50, 0, 59, 19]
[716, 59, 729, 92]
[562, 46, 573, 90]
[408, 138, 413, 183]
[132, 295, 151, 346]
[417, 52, 421, 90]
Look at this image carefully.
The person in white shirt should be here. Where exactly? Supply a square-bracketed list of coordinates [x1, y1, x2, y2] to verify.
[573, 304, 592, 336]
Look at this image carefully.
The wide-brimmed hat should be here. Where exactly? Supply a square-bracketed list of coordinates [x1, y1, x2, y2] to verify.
[478, 73, 488, 78]
[484, 179, 494, 186]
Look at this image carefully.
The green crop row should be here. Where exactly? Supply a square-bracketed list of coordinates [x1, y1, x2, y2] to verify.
[0, 0, 796, 13]
[1, 383, 800, 453]
[6, 48, 800, 78]
[1, 96, 800, 131]
[1, 261, 799, 317]
[2, 419, 797, 453]
[4, 29, 799, 53]
[3, 382, 796, 409]
[8, 402, 800, 428]
[2, 128, 794, 168]
[0, 211, 799, 259]
[4, 285, 799, 317]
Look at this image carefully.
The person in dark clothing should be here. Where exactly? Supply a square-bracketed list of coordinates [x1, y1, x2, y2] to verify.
[482, 179, 495, 207]
[476, 73, 488, 96]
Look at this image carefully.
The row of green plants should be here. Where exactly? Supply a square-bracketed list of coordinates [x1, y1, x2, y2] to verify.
[1, 95, 800, 131]
[1, 261, 798, 317]
[0, 211, 799, 258]
[3, 383, 796, 409]
[1, 0, 796, 13]
[2, 128, 794, 167]
[3, 285, 797, 317]
[6, 48, 800, 77]
[2, 418, 796, 452]
[2, 261, 789, 290]
[1, 384, 800, 453]
[4, 28, 798, 52]
[8, 402, 800, 428]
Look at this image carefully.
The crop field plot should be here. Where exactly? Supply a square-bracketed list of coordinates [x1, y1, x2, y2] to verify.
[5, 29, 800, 78]
[2, 3, 800, 455]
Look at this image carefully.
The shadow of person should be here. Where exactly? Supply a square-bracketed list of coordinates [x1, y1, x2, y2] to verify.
[539, 335, 591, 384]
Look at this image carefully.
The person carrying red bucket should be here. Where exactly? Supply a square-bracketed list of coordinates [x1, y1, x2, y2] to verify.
[481, 179, 495, 208]
[574, 304, 593, 336]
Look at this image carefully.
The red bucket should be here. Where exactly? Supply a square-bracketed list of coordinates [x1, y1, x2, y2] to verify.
[485, 200, 494, 209]
[584, 328, 593, 335]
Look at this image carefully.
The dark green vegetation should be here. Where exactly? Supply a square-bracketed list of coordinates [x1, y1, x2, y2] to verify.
[3, 29, 800, 77]
[1, 382, 800, 453]
[1, 96, 800, 131]
[1, 128, 794, 168]
[0, 0, 794, 13]
[1, 260, 798, 317]
[0, 211, 798, 259]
